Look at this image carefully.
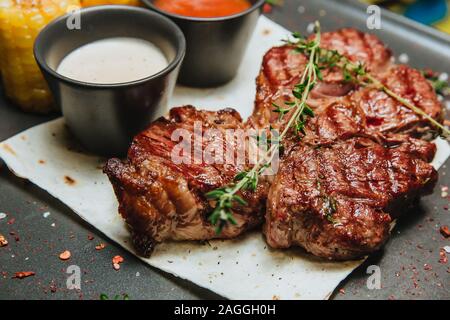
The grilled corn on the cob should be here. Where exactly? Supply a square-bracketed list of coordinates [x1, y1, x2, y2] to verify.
[80, 0, 141, 7]
[0, 0, 81, 113]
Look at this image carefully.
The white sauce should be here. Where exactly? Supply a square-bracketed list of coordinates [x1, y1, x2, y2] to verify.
[56, 37, 168, 84]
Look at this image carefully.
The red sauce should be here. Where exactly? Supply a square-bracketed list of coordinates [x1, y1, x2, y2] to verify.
[153, 0, 252, 18]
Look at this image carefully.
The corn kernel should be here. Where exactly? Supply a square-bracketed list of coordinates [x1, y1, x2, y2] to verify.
[0, 0, 81, 113]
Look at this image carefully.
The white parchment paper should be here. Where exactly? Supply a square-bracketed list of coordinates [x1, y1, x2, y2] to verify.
[0, 17, 448, 300]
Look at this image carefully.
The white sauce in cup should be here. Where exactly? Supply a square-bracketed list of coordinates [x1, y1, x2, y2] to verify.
[56, 37, 169, 84]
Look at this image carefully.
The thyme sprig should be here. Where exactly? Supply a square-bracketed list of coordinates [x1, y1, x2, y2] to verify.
[206, 22, 321, 234]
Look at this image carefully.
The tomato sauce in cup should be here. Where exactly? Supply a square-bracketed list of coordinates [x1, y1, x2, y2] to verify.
[153, 0, 252, 18]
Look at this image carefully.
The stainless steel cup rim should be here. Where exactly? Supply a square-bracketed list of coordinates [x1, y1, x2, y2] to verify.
[142, 0, 265, 22]
[34, 5, 186, 89]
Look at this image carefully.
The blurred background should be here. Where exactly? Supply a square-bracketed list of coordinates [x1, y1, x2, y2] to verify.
[361, 0, 450, 34]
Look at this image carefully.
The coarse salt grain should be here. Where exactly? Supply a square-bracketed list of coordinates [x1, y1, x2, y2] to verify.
[398, 53, 409, 63]
[42, 212, 51, 218]
[306, 23, 315, 34]
[443, 246, 450, 254]
[297, 6, 305, 14]
[0, 213, 7, 220]
[438, 72, 448, 82]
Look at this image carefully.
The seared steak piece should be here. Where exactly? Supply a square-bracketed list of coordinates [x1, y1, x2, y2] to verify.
[264, 137, 438, 259]
[297, 101, 371, 147]
[104, 106, 269, 257]
[350, 65, 443, 136]
[263, 97, 439, 158]
[248, 29, 392, 130]
[252, 29, 443, 259]
[248, 29, 441, 138]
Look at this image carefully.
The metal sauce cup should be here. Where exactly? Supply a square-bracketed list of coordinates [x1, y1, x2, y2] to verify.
[34, 5, 186, 156]
[143, 0, 264, 87]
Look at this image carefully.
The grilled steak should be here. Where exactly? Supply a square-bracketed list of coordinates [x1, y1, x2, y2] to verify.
[248, 30, 442, 138]
[264, 137, 437, 259]
[248, 29, 392, 131]
[104, 106, 269, 257]
[105, 28, 443, 260]
[249, 29, 441, 259]
[350, 64, 442, 136]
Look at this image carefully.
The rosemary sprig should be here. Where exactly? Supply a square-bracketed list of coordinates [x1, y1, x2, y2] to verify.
[206, 22, 321, 234]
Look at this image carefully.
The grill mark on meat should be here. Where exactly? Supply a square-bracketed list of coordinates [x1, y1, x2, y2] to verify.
[357, 30, 375, 68]
[319, 29, 391, 72]
[360, 31, 373, 65]
[281, 46, 290, 83]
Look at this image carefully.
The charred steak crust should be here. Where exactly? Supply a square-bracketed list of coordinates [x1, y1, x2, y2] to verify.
[104, 106, 268, 257]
